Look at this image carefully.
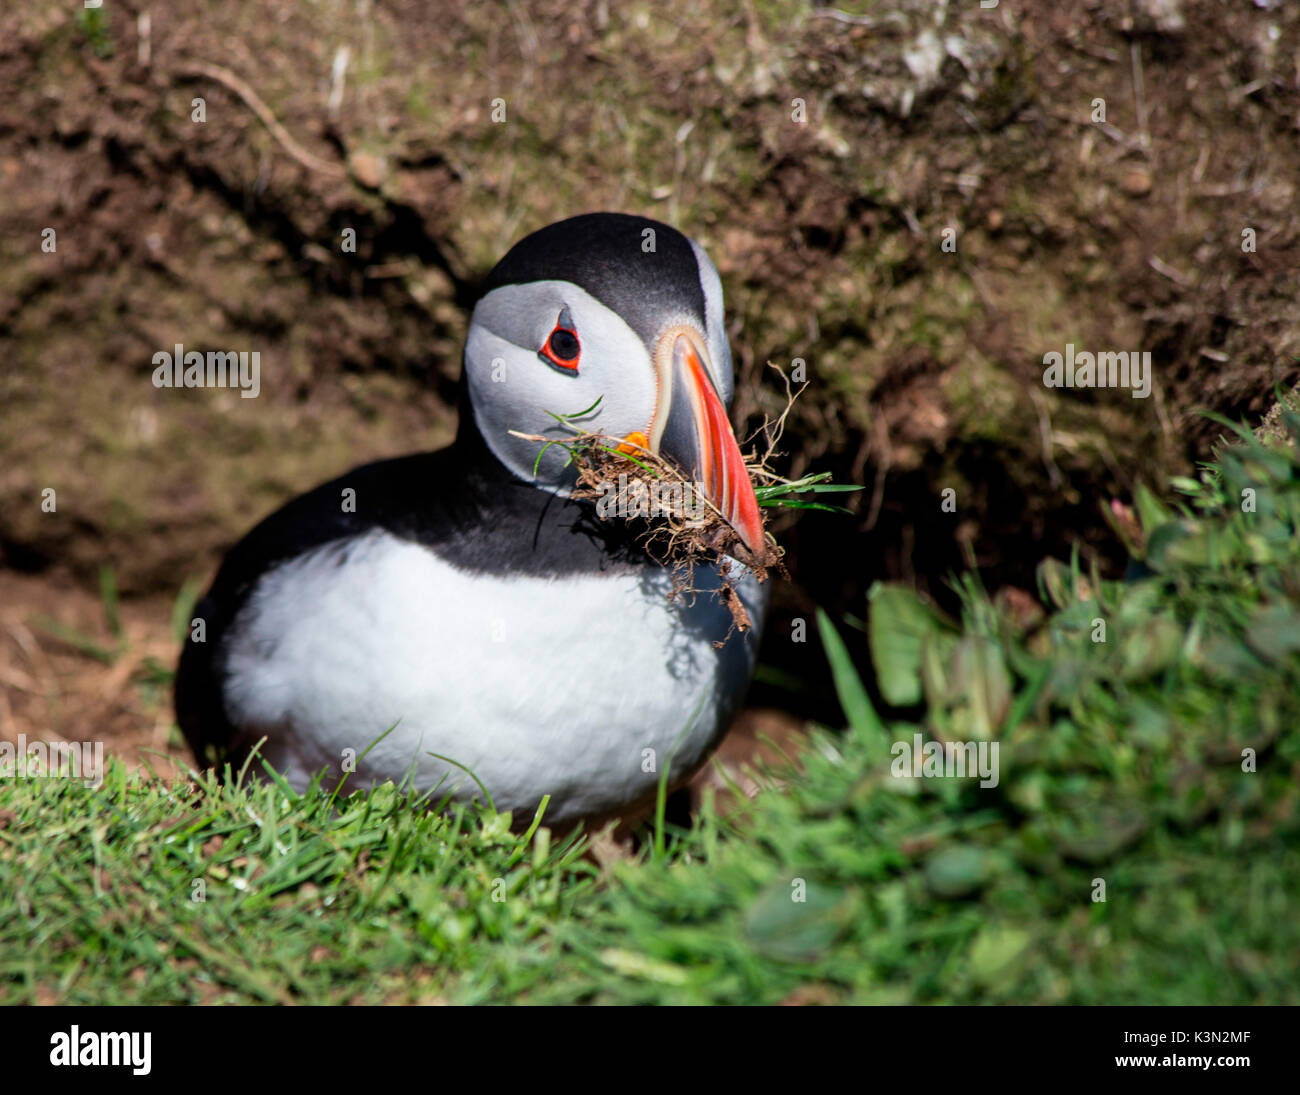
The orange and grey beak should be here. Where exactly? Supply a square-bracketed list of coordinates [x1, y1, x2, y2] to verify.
[639, 327, 765, 559]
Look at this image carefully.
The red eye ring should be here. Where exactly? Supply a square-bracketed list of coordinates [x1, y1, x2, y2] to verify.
[539, 308, 580, 372]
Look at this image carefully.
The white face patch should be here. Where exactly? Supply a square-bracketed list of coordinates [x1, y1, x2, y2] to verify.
[220, 531, 767, 822]
[465, 281, 658, 490]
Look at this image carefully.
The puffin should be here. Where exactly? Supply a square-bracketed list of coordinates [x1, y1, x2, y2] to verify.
[175, 212, 769, 824]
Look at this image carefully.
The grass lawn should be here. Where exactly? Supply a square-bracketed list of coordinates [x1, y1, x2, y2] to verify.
[2, 414, 1298, 1004]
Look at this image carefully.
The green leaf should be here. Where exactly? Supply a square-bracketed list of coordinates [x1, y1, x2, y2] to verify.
[1169, 475, 1203, 495]
[753, 473, 862, 502]
[1245, 603, 1300, 664]
[1145, 520, 1215, 570]
[170, 577, 202, 645]
[757, 498, 854, 513]
[31, 616, 116, 665]
[1036, 558, 1075, 610]
[546, 395, 604, 422]
[867, 583, 954, 707]
[948, 636, 1012, 739]
[924, 845, 992, 898]
[99, 564, 122, 639]
[1116, 613, 1184, 681]
[598, 948, 688, 984]
[815, 608, 886, 741]
[967, 925, 1031, 987]
[743, 879, 854, 963]
[1133, 482, 1174, 535]
[1052, 804, 1147, 864]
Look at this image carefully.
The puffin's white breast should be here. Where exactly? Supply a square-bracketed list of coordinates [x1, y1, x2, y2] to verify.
[220, 531, 765, 821]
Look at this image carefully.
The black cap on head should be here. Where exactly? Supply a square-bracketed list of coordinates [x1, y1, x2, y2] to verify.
[480, 212, 707, 346]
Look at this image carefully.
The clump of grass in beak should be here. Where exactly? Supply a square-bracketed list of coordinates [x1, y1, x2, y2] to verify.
[509, 367, 861, 637]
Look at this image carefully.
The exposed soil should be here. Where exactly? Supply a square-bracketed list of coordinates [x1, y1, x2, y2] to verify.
[0, 570, 183, 780]
[2, 0, 1298, 768]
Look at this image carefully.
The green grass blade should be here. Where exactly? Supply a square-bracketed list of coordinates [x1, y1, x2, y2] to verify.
[815, 608, 887, 740]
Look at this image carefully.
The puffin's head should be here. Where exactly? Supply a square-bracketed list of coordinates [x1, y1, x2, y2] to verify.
[463, 212, 764, 556]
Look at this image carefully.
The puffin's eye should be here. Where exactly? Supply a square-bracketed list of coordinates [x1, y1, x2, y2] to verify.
[539, 308, 580, 373]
